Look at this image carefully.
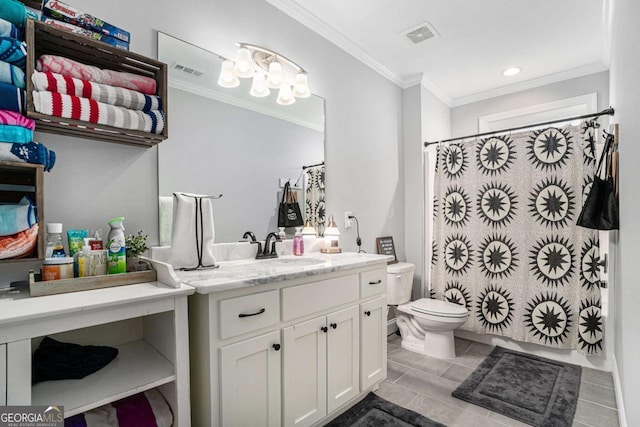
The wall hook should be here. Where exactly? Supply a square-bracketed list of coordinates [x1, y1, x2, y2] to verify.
[597, 253, 608, 274]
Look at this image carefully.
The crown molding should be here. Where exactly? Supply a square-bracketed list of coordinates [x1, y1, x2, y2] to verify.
[265, 0, 403, 86]
[420, 75, 453, 107]
[451, 62, 609, 107]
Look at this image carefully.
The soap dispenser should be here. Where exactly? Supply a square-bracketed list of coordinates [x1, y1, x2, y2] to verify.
[293, 227, 304, 256]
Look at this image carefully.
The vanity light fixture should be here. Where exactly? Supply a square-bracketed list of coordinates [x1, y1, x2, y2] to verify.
[502, 66, 522, 77]
[217, 42, 311, 105]
[321, 215, 341, 254]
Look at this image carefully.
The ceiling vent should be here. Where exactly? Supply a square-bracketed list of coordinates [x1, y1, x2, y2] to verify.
[404, 22, 438, 44]
[170, 62, 204, 77]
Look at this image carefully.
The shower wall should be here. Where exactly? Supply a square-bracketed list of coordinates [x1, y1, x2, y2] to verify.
[444, 71, 613, 369]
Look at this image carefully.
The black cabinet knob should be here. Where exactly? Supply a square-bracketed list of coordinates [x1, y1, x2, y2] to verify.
[330, 323, 337, 329]
[273, 343, 281, 351]
[365, 310, 371, 316]
[321, 326, 328, 333]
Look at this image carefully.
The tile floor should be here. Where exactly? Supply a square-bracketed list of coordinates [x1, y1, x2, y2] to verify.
[376, 334, 620, 427]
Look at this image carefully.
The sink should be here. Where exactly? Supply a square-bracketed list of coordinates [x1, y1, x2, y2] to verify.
[259, 257, 325, 266]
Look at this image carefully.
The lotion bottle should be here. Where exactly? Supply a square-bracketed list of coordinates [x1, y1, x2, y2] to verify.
[78, 240, 92, 277]
[293, 227, 304, 256]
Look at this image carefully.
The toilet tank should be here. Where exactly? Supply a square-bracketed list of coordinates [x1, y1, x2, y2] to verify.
[386, 262, 415, 305]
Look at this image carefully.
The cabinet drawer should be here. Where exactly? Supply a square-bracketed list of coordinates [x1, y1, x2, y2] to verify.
[282, 275, 358, 321]
[360, 269, 386, 299]
[219, 290, 280, 339]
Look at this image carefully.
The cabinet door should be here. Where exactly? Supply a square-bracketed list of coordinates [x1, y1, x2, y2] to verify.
[283, 316, 327, 427]
[326, 305, 359, 414]
[220, 331, 281, 427]
[0, 344, 5, 405]
[360, 295, 387, 390]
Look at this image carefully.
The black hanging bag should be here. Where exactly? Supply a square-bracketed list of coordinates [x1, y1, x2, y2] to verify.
[278, 181, 304, 228]
[577, 132, 619, 230]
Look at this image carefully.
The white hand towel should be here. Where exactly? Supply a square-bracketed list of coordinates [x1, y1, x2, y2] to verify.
[168, 193, 216, 269]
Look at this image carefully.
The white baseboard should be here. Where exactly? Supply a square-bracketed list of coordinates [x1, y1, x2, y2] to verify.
[612, 355, 627, 427]
[387, 319, 398, 336]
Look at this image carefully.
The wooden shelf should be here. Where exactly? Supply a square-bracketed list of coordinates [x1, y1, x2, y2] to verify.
[31, 339, 175, 417]
[0, 161, 44, 263]
[25, 20, 168, 146]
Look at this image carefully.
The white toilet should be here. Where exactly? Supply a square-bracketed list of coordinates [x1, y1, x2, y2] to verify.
[387, 262, 468, 359]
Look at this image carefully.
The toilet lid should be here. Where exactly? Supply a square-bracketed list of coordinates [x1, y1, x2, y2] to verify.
[387, 262, 415, 274]
[410, 298, 467, 318]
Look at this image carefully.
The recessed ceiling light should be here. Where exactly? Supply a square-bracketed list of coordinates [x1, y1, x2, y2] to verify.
[502, 67, 522, 77]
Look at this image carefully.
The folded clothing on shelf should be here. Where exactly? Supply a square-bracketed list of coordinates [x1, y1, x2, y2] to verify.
[63, 388, 173, 427]
[0, 81, 25, 112]
[0, 0, 26, 30]
[0, 109, 35, 129]
[32, 71, 162, 112]
[0, 195, 37, 237]
[33, 90, 165, 134]
[37, 54, 157, 95]
[0, 222, 38, 259]
[0, 123, 33, 143]
[0, 59, 25, 88]
[0, 140, 56, 171]
[32, 336, 119, 384]
[0, 17, 21, 39]
[0, 36, 26, 68]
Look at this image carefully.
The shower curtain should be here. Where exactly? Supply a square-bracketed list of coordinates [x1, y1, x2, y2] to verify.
[305, 165, 326, 236]
[431, 122, 603, 355]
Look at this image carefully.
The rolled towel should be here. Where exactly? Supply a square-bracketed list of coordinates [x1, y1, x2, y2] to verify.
[0, 0, 26, 30]
[0, 60, 25, 88]
[32, 90, 165, 134]
[0, 109, 34, 129]
[0, 223, 38, 260]
[32, 71, 162, 111]
[37, 54, 157, 95]
[0, 81, 25, 113]
[0, 123, 32, 143]
[0, 195, 37, 237]
[0, 17, 21, 39]
[0, 36, 26, 68]
[0, 141, 56, 171]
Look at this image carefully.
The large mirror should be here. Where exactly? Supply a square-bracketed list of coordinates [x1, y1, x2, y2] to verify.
[157, 33, 325, 243]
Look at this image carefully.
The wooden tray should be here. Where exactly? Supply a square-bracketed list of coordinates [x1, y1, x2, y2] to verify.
[29, 269, 157, 297]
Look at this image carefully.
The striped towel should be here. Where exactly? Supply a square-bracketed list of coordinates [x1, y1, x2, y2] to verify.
[33, 90, 165, 134]
[37, 54, 157, 95]
[0, 223, 38, 260]
[0, 81, 24, 112]
[0, 60, 24, 88]
[0, 17, 21, 39]
[32, 71, 162, 111]
[0, 36, 26, 68]
[0, 109, 34, 129]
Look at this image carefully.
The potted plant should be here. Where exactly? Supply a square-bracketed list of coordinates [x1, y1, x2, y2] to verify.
[125, 230, 149, 272]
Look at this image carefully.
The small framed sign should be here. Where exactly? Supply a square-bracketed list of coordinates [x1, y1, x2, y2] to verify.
[376, 236, 398, 264]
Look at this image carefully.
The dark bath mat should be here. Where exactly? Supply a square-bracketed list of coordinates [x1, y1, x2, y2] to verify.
[325, 392, 445, 427]
[452, 346, 581, 427]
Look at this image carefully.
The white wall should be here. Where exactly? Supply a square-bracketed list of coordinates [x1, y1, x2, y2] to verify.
[610, 0, 640, 424]
[452, 71, 610, 136]
[0, 0, 404, 284]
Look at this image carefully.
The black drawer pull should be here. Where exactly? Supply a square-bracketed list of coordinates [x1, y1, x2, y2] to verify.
[369, 279, 382, 285]
[365, 310, 371, 316]
[273, 343, 281, 351]
[321, 326, 328, 333]
[330, 323, 337, 329]
[239, 308, 265, 318]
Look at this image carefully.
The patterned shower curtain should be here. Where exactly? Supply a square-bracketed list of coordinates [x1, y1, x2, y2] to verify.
[305, 165, 326, 236]
[431, 122, 603, 355]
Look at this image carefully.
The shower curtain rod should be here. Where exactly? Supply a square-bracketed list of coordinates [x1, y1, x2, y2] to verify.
[302, 161, 325, 170]
[424, 107, 615, 147]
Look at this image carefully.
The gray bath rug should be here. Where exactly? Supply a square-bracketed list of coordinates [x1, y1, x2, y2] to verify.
[452, 346, 582, 427]
[325, 392, 445, 426]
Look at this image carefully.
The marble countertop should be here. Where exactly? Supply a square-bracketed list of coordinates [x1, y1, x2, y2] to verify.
[174, 252, 393, 294]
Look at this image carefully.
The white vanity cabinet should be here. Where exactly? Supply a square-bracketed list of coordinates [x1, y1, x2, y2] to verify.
[187, 259, 388, 427]
[0, 282, 194, 425]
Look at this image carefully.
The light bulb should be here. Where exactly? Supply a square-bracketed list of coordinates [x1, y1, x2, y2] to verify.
[249, 71, 270, 97]
[277, 84, 296, 106]
[502, 67, 521, 77]
[217, 59, 239, 88]
[267, 61, 283, 89]
[234, 47, 254, 78]
[292, 73, 311, 98]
